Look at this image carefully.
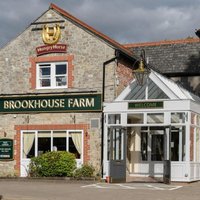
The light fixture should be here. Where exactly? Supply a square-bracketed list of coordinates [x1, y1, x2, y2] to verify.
[133, 49, 150, 86]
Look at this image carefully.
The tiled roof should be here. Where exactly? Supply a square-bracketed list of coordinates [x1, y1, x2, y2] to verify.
[124, 38, 200, 48]
[124, 38, 200, 76]
[50, 3, 135, 59]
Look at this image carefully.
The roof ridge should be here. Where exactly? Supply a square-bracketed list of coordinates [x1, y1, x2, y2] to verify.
[50, 3, 134, 57]
[124, 38, 200, 48]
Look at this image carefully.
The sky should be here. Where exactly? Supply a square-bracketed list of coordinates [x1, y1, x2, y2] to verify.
[1, 0, 200, 47]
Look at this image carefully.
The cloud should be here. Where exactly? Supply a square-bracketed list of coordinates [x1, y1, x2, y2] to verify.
[0, 0, 200, 47]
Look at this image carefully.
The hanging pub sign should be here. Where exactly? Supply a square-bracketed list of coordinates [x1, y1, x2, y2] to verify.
[0, 139, 14, 161]
[128, 101, 163, 109]
[0, 94, 102, 113]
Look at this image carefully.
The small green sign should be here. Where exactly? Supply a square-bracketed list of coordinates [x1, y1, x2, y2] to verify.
[0, 93, 102, 113]
[128, 101, 163, 109]
[0, 139, 14, 160]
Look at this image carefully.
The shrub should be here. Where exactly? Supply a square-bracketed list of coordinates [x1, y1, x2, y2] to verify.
[73, 164, 95, 178]
[29, 151, 76, 177]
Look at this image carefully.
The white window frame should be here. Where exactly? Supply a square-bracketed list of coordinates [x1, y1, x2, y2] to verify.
[36, 62, 68, 89]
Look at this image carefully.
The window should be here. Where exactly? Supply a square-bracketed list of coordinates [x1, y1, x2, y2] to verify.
[151, 134, 164, 161]
[36, 62, 67, 89]
[141, 132, 148, 161]
[22, 130, 82, 159]
[127, 114, 143, 124]
[170, 126, 186, 161]
[147, 113, 164, 124]
[108, 114, 121, 124]
[171, 112, 186, 123]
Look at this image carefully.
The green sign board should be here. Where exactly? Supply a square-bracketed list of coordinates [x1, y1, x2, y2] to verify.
[0, 94, 102, 113]
[0, 139, 14, 160]
[128, 101, 163, 109]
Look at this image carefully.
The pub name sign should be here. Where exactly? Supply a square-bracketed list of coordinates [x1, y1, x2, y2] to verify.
[0, 94, 102, 113]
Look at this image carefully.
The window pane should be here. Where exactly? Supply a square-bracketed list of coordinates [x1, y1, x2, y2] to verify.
[127, 114, 143, 124]
[141, 132, 148, 161]
[171, 113, 185, 123]
[40, 79, 51, 87]
[108, 114, 121, 124]
[56, 64, 66, 75]
[40, 67, 50, 76]
[56, 76, 66, 86]
[171, 128, 179, 161]
[147, 113, 164, 124]
[68, 132, 82, 159]
[38, 131, 51, 156]
[53, 131, 66, 151]
[23, 132, 35, 159]
[112, 129, 124, 160]
[196, 128, 200, 162]
[197, 115, 200, 126]
[151, 134, 164, 161]
[182, 127, 186, 161]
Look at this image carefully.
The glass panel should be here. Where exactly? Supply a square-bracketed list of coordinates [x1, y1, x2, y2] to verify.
[53, 131, 66, 151]
[171, 126, 186, 161]
[112, 128, 123, 160]
[127, 114, 143, 124]
[40, 67, 50, 76]
[68, 131, 82, 159]
[107, 128, 111, 160]
[191, 113, 196, 124]
[23, 132, 35, 159]
[171, 112, 186, 123]
[38, 131, 51, 156]
[108, 114, 121, 124]
[40, 79, 51, 87]
[197, 115, 200, 126]
[125, 79, 169, 100]
[151, 133, 164, 161]
[125, 81, 146, 100]
[141, 132, 148, 161]
[182, 127, 186, 161]
[56, 64, 66, 75]
[147, 113, 164, 124]
[56, 76, 66, 86]
[196, 128, 200, 162]
[171, 128, 179, 161]
[148, 79, 169, 99]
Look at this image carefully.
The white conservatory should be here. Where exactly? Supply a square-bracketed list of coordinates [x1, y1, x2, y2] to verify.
[103, 70, 200, 182]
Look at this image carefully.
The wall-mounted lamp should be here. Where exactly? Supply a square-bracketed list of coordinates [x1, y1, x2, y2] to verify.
[133, 49, 150, 86]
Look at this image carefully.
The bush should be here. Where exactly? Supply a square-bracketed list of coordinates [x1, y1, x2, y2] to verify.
[73, 164, 95, 178]
[29, 151, 76, 177]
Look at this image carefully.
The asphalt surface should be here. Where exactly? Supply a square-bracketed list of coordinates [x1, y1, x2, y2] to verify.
[0, 179, 200, 200]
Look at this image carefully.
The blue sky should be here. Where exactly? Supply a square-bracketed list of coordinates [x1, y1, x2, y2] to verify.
[1, 0, 200, 47]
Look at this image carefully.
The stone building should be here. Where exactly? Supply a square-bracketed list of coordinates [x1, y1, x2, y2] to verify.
[0, 3, 137, 177]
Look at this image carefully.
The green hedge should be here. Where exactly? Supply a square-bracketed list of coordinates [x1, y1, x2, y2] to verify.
[29, 151, 76, 177]
[73, 164, 95, 178]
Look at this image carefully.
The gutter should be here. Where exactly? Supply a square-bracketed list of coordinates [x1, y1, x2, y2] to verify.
[101, 51, 120, 178]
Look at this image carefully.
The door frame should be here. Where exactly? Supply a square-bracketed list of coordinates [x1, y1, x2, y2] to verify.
[107, 126, 127, 183]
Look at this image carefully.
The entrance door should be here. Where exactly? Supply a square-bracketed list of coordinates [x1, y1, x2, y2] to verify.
[108, 127, 126, 183]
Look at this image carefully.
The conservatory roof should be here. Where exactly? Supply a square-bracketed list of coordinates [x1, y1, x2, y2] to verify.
[116, 70, 200, 103]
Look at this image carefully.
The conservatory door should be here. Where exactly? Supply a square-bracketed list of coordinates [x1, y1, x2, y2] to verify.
[108, 127, 127, 182]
